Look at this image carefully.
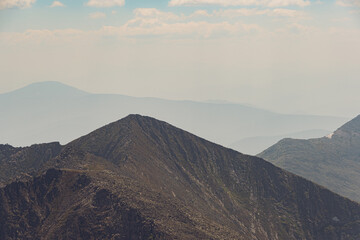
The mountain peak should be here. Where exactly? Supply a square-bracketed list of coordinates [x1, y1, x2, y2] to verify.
[2, 81, 89, 98]
[68, 114, 193, 163]
[120, 114, 173, 129]
[121, 114, 153, 123]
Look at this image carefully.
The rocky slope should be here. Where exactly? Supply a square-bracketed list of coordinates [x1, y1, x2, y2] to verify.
[259, 115, 360, 202]
[0, 168, 163, 240]
[0, 142, 61, 187]
[1, 115, 359, 239]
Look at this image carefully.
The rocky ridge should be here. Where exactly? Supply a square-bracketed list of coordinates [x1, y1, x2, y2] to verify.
[0, 115, 359, 239]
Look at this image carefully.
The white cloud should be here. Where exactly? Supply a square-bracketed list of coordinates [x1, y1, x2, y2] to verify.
[336, 0, 360, 7]
[0, 8, 309, 42]
[102, 8, 262, 38]
[169, 0, 310, 7]
[1, 8, 307, 40]
[0, 21, 261, 43]
[0, 8, 335, 41]
[131, 8, 305, 23]
[100, 21, 261, 38]
[133, 8, 183, 21]
[215, 9, 268, 17]
[214, 8, 306, 18]
[50, 1, 64, 7]
[269, 8, 306, 17]
[192, 9, 212, 17]
[89, 12, 106, 19]
[0, 8, 262, 41]
[0, 0, 36, 9]
[86, 0, 125, 7]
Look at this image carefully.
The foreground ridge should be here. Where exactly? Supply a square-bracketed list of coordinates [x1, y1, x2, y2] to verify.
[0, 115, 359, 239]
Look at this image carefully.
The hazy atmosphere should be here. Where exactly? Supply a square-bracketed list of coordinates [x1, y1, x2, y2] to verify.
[2, 1, 360, 238]
[1, 0, 360, 117]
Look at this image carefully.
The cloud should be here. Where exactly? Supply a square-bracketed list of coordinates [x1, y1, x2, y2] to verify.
[131, 8, 305, 23]
[214, 8, 306, 18]
[169, 0, 311, 7]
[0, 8, 310, 41]
[50, 1, 64, 7]
[336, 0, 360, 7]
[0, 0, 36, 9]
[86, 0, 125, 7]
[89, 12, 106, 19]
[269, 8, 306, 17]
[0, 8, 319, 41]
[133, 8, 183, 21]
[191, 9, 212, 17]
[106, 8, 262, 38]
[0, 21, 261, 43]
[215, 9, 268, 17]
[0, 8, 313, 41]
[0, 8, 262, 41]
[0, 29, 86, 45]
[100, 21, 262, 39]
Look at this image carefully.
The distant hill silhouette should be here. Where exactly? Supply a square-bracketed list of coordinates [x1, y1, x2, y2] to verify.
[0, 82, 347, 151]
[259, 115, 360, 202]
[0, 115, 359, 239]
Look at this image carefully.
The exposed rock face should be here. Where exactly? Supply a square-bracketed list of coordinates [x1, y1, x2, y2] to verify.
[259, 115, 360, 202]
[0, 142, 62, 186]
[0, 115, 360, 239]
[0, 169, 162, 240]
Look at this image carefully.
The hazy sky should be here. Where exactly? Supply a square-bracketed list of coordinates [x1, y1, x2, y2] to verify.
[0, 0, 359, 117]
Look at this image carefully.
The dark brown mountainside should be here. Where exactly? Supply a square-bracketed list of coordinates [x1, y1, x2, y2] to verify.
[0, 142, 61, 187]
[1, 115, 360, 239]
[259, 115, 360, 202]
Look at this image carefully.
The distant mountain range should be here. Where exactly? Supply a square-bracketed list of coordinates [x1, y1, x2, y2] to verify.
[259, 115, 360, 202]
[1, 115, 359, 239]
[230, 129, 331, 155]
[0, 82, 347, 153]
